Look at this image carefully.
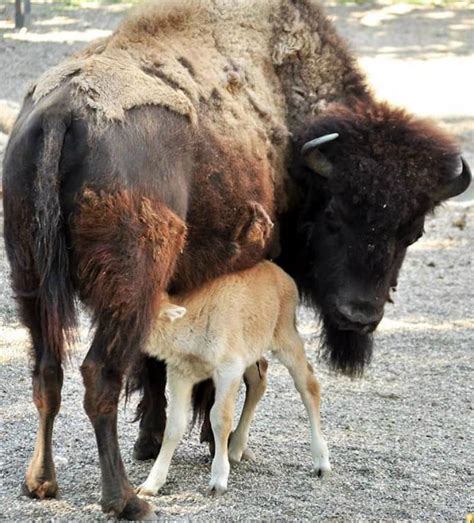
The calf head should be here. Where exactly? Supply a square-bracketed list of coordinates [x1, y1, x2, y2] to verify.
[291, 100, 471, 376]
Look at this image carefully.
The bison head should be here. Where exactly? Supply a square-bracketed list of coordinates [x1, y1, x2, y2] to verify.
[284, 100, 471, 376]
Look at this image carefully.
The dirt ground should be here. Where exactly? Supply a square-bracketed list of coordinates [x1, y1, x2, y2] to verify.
[0, 2, 473, 521]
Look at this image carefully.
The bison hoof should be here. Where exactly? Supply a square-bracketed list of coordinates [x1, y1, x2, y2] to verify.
[22, 478, 59, 499]
[133, 436, 161, 461]
[104, 493, 157, 521]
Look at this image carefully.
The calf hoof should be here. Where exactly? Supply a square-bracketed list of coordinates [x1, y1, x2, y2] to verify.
[136, 482, 162, 498]
[229, 446, 255, 464]
[312, 461, 331, 478]
[103, 493, 156, 521]
[228, 451, 242, 464]
[133, 436, 161, 461]
[22, 478, 59, 499]
[207, 484, 227, 497]
[241, 447, 256, 461]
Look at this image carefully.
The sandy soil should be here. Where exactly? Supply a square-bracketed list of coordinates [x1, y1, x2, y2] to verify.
[0, 2, 473, 521]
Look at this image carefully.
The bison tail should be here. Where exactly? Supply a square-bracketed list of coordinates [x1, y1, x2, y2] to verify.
[33, 117, 77, 361]
[3, 114, 77, 362]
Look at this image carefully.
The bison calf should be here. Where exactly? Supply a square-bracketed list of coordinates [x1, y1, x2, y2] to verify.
[137, 261, 330, 497]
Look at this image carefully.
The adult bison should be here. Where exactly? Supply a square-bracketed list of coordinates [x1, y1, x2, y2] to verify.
[2, 0, 470, 520]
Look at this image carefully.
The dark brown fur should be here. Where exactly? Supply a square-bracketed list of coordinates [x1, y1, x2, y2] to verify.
[279, 98, 467, 376]
[74, 189, 186, 335]
[171, 129, 275, 293]
[295, 100, 461, 222]
[2, 1, 470, 518]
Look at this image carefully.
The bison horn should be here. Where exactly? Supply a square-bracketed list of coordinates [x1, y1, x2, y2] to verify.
[301, 133, 339, 155]
[301, 133, 339, 178]
[436, 156, 472, 201]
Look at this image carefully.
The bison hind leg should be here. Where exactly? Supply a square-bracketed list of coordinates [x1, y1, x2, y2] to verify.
[4, 201, 71, 500]
[73, 188, 185, 519]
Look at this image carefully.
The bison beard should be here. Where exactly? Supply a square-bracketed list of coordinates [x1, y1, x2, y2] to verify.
[321, 316, 373, 377]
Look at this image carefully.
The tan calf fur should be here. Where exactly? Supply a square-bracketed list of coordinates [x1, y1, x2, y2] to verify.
[138, 261, 330, 497]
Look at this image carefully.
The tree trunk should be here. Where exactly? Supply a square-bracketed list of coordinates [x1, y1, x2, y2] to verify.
[15, 0, 31, 29]
[15, 0, 24, 29]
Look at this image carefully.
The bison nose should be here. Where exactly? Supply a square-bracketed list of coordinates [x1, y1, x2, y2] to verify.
[336, 302, 383, 333]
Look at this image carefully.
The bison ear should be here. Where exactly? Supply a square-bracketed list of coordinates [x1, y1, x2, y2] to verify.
[301, 133, 339, 178]
[435, 156, 471, 201]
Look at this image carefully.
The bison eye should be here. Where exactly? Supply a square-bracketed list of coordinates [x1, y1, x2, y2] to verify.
[324, 207, 340, 233]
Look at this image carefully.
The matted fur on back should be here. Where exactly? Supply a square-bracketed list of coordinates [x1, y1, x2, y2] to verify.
[28, 0, 368, 211]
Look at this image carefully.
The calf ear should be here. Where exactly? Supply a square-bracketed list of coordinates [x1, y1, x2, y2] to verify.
[301, 133, 339, 177]
[436, 156, 471, 201]
[159, 304, 187, 322]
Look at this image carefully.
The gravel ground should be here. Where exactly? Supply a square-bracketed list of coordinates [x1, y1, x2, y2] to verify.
[0, 2, 473, 521]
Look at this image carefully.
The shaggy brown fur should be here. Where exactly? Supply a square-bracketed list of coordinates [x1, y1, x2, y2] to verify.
[172, 128, 276, 292]
[74, 189, 186, 331]
[29, 0, 367, 211]
[295, 100, 461, 227]
[3, 0, 470, 518]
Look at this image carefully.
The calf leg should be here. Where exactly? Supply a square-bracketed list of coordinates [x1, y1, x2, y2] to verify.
[137, 370, 194, 496]
[208, 368, 242, 495]
[228, 359, 268, 463]
[275, 338, 330, 476]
